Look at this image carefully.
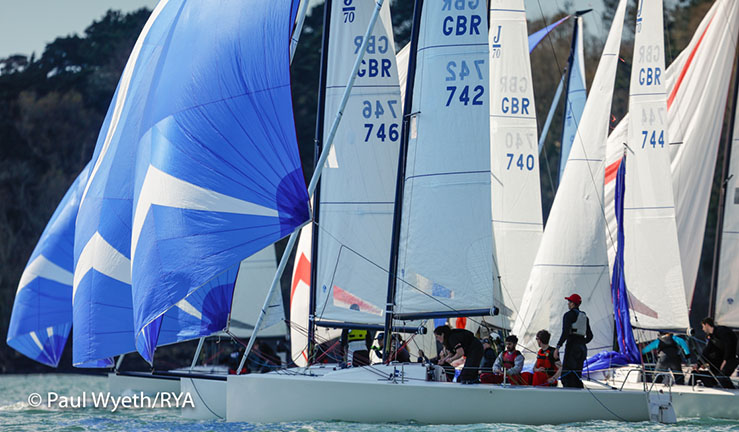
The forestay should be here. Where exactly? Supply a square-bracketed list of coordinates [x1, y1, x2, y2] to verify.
[716, 82, 739, 328]
[313, 0, 401, 326]
[513, 0, 628, 358]
[394, 0, 496, 317]
[72, 0, 178, 367]
[489, 0, 543, 323]
[619, 0, 689, 331]
[7, 164, 90, 367]
[604, 0, 739, 306]
[130, 0, 308, 362]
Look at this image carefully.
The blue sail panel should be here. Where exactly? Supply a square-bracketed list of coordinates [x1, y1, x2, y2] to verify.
[130, 0, 307, 362]
[611, 156, 640, 363]
[559, 17, 588, 182]
[528, 15, 570, 52]
[136, 264, 240, 359]
[6, 165, 90, 367]
[72, 0, 188, 367]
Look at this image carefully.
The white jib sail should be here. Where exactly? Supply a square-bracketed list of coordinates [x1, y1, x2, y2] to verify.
[513, 0, 628, 358]
[489, 0, 543, 324]
[394, 0, 496, 317]
[313, 0, 401, 326]
[604, 0, 739, 307]
[227, 244, 285, 338]
[716, 81, 739, 328]
[620, 0, 689, 331]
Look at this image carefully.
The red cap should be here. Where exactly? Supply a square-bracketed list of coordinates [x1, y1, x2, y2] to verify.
[564, 294, 582, 305]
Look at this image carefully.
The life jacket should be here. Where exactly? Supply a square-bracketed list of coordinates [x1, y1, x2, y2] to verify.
[657, 336, 681, 363]
[347, 329, 367, 342]
[571, 310, 588, 337]
[502, 350, 522, 370]
[535, 347, 557, 377]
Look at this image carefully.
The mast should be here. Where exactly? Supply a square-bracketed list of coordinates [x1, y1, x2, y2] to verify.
[307, 0, 333, 365]
[708, 47, 739, 318]
[383, 0, 423, 361]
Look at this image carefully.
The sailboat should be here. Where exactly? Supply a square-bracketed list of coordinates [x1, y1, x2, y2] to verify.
[7, 0, 311, 416]
[589, 0, 739, 420]
[225, 0, 675, 424]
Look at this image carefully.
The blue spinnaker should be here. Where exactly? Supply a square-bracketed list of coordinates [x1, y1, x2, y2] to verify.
[583, 350, 632, 376]
[7, 164, 91, 367]
[528, 15, 570, 52]
[130, 0, 308, 362]
[72, 0, 189, 367]
[559, 15, 588, 183]
[611, 156, 640, 363]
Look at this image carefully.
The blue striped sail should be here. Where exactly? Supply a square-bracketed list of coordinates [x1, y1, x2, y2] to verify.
[6, 164, 91, 367]
[130, 0, 307, 362]
[72, 1, 187, 368]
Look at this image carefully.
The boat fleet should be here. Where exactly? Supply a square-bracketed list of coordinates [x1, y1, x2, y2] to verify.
[6, 0, 739, 425]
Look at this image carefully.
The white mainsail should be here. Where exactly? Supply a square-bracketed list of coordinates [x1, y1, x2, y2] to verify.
[716, 83, 739, 328]
[619, 0, 689, 331]
[489, 0, 543, 324]
[604, 0, 739, 307]
[393, 0, 495, 317]
[313, 0, 402, 325]
[513, 0, 628, 358]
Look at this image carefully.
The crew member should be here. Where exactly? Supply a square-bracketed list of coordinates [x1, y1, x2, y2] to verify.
[694, 317, 738, 389]
[434, 325, 483, 384]
[642, 332, 689, 385]
[555, 293, 593, 388]
[533, 330, 562, 386]
[490, 335, 526, 385]
[341, 328, 373, 367]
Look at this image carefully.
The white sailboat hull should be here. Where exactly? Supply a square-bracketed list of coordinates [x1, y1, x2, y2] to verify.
[619, 381, 739, 419]
[226, 364, 655, 424]
[180, 377, 226, 420]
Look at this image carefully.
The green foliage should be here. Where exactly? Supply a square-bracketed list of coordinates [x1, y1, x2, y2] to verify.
[0, 9, 150, 373]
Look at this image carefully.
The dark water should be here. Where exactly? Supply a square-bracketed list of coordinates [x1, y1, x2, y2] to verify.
[1, 374, 738, 431]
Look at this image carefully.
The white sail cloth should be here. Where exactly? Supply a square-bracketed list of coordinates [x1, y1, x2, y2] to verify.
[617, 0, 689, 331]
[394, 0, 496, 317]
[313, 0, 401, 325]
[489, 0, 543, 324]
[513, 0, 628, 358]
[716, 81, 739, 328]
[604, 0, 739, 310]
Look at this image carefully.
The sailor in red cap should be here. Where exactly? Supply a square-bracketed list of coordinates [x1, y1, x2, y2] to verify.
[555, 293, 592, 388]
